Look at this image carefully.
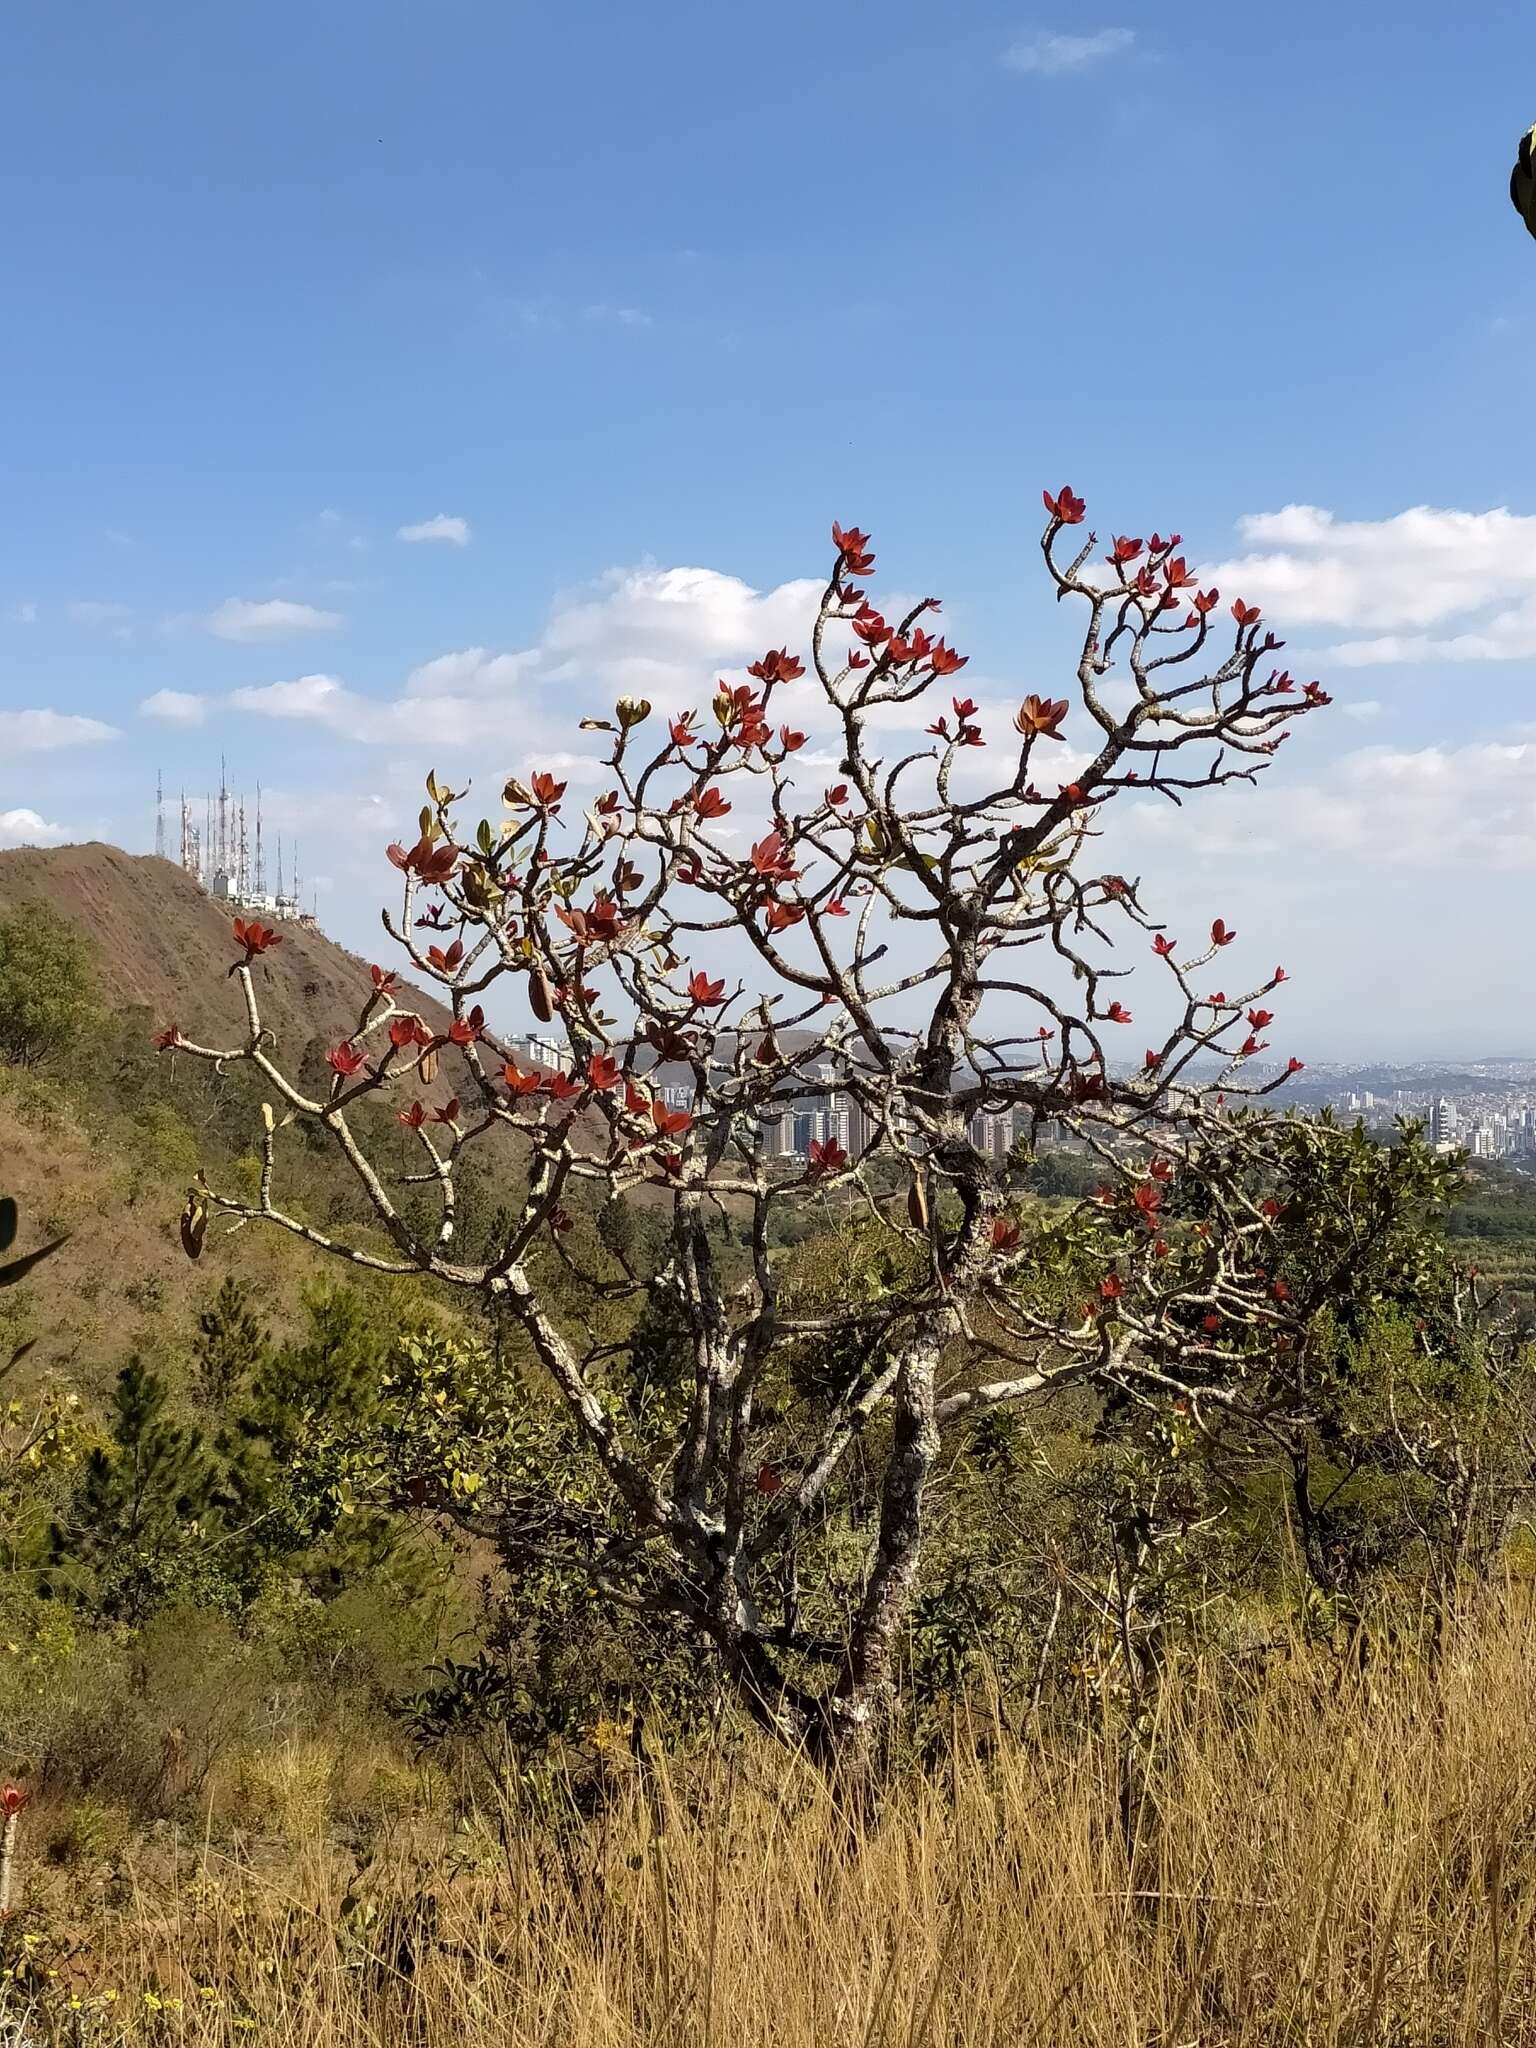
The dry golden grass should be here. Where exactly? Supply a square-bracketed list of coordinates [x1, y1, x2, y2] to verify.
[14, 1597, 1536, 2044]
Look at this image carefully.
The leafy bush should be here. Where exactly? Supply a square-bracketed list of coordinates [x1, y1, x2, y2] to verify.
[0, 903, 101, 1068]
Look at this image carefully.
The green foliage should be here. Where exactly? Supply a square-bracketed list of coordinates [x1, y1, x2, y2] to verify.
[219, 1284, 420, 1598]
[52, 1358, 219, 1622]
[0, 902, 101, 1068]
[193, 1277, 270, 1410]
[1011, 1144, 1105, 1202]
[12, 996, 1536, 1803]
[1446, 1161, 1536, 1241]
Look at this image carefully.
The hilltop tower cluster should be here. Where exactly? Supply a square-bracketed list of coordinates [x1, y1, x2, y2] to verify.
[155, 764, 317, 928]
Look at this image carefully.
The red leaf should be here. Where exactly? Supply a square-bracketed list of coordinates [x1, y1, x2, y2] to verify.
[1013, 694, 1069, 742]
[746, 648, 806, 685]
[806, 1138, 848, 1177]
[1042, 485, 1086, 525]
[749, 830, 798, 882]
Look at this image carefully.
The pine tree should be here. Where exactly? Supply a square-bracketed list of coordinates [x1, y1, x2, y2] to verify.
[236, 1285, 385, 1467]
[54, 1359, 215, 1621]
[220, 1286, 404, 1595]
[192, 1278, 269, 1410]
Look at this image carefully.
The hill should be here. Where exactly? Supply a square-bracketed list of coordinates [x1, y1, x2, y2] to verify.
[0, 844, 465, 1385]
[0, 842, 453, 1048]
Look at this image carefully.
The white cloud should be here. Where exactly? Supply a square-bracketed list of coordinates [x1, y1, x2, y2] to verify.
[139, 688, 209, 727]
[397, 514, 471, 546]
[404, 646, 533, 697]
[1339, 699, 1384, 720]
[203, 598, 344, 642]
[1126, 735, 1536, 875]
[71, 599, 133, 639]
[230, 672, 491, 747]
[583, 304, 653, 330]
[10, 603, 37, 626]
[540, 564, 822, 697]
[231, 674, 358, 726]
[1205, 504, 1536, 664]
[0, 709, 118, 752]
[0, 808, 70, 849]
[1003, 27, 1134, 74]
[218, 561, 826, 758]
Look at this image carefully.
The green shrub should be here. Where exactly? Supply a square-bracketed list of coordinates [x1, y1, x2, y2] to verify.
[0, 903, 101, 1068]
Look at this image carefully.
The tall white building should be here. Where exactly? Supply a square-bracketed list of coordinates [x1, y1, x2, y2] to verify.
[1430, 1097, 1459, 1148]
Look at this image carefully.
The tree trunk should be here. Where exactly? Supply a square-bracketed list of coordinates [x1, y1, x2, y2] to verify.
[815, 1318, 948, 1814]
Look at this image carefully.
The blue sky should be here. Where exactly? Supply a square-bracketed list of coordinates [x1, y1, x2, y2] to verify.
[6, 1, 1536, 1058]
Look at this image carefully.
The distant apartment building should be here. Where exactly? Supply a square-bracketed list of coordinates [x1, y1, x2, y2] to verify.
[967, 1108, 1017, 1160]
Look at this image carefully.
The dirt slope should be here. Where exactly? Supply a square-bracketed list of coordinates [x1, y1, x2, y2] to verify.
[0, 845, 464, 1386]
[0, 842, 452, 1048]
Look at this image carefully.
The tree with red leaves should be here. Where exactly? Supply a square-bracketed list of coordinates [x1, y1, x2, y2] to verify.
[163, 495, 1337, 1790]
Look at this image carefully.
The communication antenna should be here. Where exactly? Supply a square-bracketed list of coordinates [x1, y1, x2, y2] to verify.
[155, 771, 165, 860]
[254, 785, 265, 897]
